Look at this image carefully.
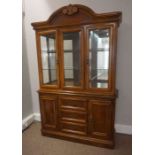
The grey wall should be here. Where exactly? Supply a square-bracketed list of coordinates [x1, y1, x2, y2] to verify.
[22, 12, 33, 119]
[24, 0, 132, 126]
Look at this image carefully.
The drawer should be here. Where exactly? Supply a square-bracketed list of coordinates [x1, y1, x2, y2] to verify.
[39, 93, 58, 100]
[60, 121, 87, 135]
[59, 96, 87, 111]
[60, 109, 87, 123]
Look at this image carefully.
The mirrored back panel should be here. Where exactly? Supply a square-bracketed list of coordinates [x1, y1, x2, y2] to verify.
[63, 31, 82, 87]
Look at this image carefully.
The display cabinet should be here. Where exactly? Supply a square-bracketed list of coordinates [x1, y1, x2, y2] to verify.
[32, 4, 122, 148]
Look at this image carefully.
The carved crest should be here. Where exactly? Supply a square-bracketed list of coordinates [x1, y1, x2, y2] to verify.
[62, 4, 79, 15]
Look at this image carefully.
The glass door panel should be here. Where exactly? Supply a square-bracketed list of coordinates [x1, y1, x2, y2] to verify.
[63, 31, 82, 87]
[88, 29, 110, 88]
[40, 33, 58, 85]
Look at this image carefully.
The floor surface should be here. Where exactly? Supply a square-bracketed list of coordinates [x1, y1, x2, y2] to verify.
[22, 122, 132, 155]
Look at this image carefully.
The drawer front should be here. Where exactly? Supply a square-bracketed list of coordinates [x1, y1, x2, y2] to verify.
[60, 121, 87, 135]
[60, 109, 87, 123]
[59, 96, 87, 111]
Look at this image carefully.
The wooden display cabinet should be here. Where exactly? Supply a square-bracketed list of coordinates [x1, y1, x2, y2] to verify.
[32, 4, 122, 148]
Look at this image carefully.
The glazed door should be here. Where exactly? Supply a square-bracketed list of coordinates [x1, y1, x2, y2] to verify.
[88, 100, 114, 139]
[60, 28, 84, 89]
[37, 30, 60, 88]
[85, 24, 115, 92]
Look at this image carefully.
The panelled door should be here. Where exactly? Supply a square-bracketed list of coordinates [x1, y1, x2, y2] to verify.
[88, 100, 114, 139]
[40, 95, 58, 130]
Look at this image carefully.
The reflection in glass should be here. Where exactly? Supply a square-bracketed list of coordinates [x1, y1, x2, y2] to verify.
[40, 33, 57, 85]
[89, 29, 110, 88]
[63, 32, 81, 87]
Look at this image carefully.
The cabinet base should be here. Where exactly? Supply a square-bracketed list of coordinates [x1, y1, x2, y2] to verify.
[41, 128, 114, 149]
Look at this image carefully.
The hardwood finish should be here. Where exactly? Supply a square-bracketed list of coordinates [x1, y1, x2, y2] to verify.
[59, 27, 84, 90]
[40, 95, 58, 130]
[59, 96, 87, 111]
[88, 100, 114, 140]
[32, 4, 121, 148]
[60, 121, 87, 136]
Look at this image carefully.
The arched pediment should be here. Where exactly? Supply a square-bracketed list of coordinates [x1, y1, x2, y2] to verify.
[32, 4, 121, 30]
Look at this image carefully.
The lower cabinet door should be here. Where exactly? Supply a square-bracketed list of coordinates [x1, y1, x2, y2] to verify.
[88, 100, 114, 139]
[40, 96, 58, 129]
